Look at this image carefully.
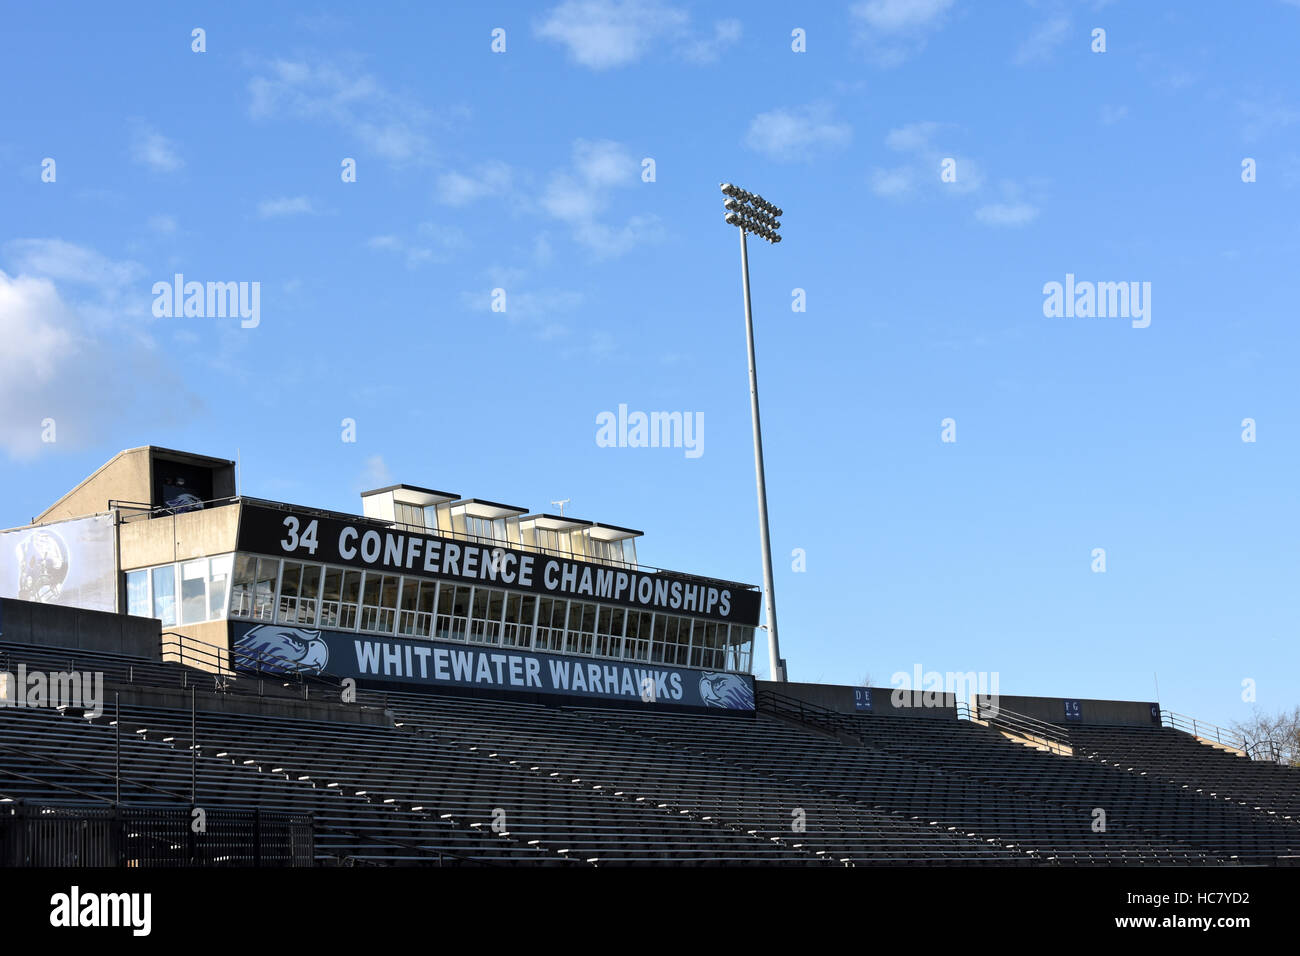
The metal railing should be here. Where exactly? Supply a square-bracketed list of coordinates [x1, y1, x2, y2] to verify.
[971, 701, 1071, 756]
[160, 632, 347, 700]
[758, 689, 863, 739]
[1158, 709, 1277, 759]
[0, 804, 314, 867]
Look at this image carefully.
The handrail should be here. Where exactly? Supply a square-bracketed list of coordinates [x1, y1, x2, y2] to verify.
[1159, 709, 1271, 759]
[757, 688, 865, 740]
[971, 701, 1071, 755]
[159, 632, 347, 700]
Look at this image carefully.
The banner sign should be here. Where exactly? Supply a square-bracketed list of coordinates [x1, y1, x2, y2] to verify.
[230, 621, 756, 711]
[237, 505, 760, 626]
[853, 687, 873, 712]
[0, 514, 117, 613]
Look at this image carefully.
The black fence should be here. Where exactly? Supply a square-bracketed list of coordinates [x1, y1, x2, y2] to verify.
[0, 804, 314, 867]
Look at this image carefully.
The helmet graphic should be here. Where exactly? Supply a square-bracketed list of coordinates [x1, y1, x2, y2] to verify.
[16, 530, 70, 603]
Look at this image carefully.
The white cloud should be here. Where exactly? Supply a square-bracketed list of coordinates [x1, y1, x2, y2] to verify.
[435, 161, 514, 205]
[536, 0, 687, 68]
[535, 0, 738, 69]
[744, 104, 851, 162]
[1099, 104, 1128, 125]
[130, 123, 183, 172]
[1013, 16, 1071, 65]
[0, 242, 196, 460]
[850, 0, 955, 66]
[871, 166, 915, 197]
[4, 239, 143, 291]
[885, 120, 942, 153]
[681, 18, 742, 63]
[257, 196, 318, 218]
[357, 455, 393, 492]
[148, 214, 178, 235]
[539, 139, 659, 256]
[876, 122, 982, 195]
[974, 201, 1039, 226]
[459, 285, 584, 326]
[1240, 98, 1300, 143]
[248, 57, 435, 163]
[366, 223, 467, 268]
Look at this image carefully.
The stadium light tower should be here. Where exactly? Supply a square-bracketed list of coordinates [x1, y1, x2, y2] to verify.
[720, 182, 786, 683]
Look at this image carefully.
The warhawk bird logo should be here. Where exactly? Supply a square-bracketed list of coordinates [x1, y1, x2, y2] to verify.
[163, 493, 205, 514]
[233, 625, 329, 675]
[698, 672, 755, 710]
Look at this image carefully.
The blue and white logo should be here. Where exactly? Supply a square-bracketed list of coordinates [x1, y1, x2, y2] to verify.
[698, 671, 754, 710]
[233, 624, 329, 675]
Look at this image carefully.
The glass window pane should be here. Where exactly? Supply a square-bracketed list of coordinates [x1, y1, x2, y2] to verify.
[152, 565, 176, 627]
[208, 555, 232, 621]
[253, 558, 278, 621]
[230, 554, 257, 618]
[126, 570, 150, 617]
[180, 559, 207, 624]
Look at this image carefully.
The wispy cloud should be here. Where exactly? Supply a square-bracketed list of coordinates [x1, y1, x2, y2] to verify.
[257, 196, 319, 219]
[744, 103, 851, 163]
[850, 0, 955, 67]
[539, 139, 661, 256]
[367, 223, 468, 268]
[147, 214, 178, 235]
[535, 0, 739, 69]
[0, 240, 195, 459]
[869, 124, 1042, 226]
[435, 161, 514, 206]
[1013, 15, 1071, 65]
[248, 56, 440, 163]
[1240, 97, 1300, 143]
[974, 201, 1039, 226]
[873, 121, 982, 196]
[1099, 104, 1128, 125]
[681, 17, 742, 63]
[130, 122, 183, 172]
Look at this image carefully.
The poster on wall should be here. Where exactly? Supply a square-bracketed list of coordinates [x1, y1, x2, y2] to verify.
[0, 514, 118, 613]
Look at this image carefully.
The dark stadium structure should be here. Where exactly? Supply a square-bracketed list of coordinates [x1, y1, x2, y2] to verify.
[0, 448, 1296, 866]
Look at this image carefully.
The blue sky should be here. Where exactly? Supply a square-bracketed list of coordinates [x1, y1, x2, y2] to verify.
[2, 1, 1297, 729]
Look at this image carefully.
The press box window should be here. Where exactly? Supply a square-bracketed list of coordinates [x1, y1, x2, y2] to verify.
[152, 566, 176, 626]
[126, 570, 150, 618]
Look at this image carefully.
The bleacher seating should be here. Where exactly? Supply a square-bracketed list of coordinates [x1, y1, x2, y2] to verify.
[1, 639, 1296, 866]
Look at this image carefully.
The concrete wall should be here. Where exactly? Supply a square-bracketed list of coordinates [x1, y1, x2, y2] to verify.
[993, 694, 1160, 727]
[34, 446, 238, 526]
[35, 447, 153, 525]
[160, 621, 231, 673]
[0, 598, 160, 658]
[761, 679, 958, 718]
[111, 682, 390, 726]
[118, 503, 241, 570]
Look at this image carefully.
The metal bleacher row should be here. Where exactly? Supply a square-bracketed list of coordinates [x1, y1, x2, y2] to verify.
[0, 639, 1296, 866]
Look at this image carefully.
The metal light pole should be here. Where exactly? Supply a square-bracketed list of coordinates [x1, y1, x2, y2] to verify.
[720, 183, 786, 683]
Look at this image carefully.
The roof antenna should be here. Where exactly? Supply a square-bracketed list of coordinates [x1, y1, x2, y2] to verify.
[551, 498, 570, 517]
